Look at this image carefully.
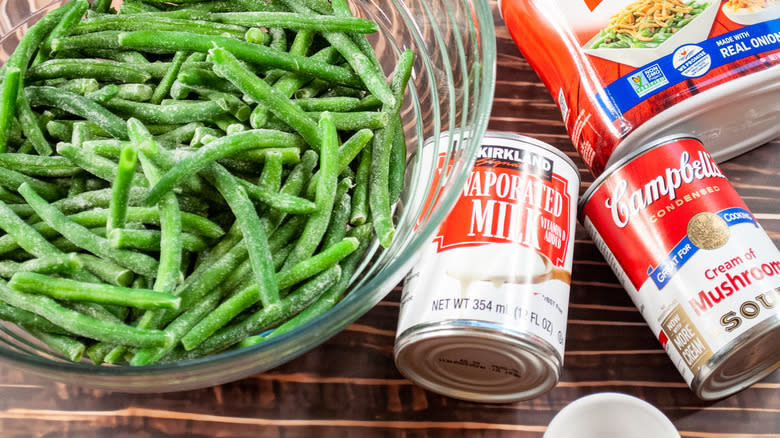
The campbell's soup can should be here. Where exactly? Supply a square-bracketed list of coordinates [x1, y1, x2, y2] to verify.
[394, 132, 580, 403]
[499, 0, 780, 176]
[580, 136, 780, 400]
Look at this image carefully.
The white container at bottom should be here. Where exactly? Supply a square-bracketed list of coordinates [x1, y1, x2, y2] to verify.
[544, 393, 680, 438]
[394, 132, 580, 403]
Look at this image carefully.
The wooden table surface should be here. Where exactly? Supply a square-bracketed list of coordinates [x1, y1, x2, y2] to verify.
[1, 2, 779, 437]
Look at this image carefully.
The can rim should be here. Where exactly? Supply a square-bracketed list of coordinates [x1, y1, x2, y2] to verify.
[577, 135, 700, 222]
[432, 130, 580, 176]
[394, 320, 562, 403]
[692, 314, 780, 400]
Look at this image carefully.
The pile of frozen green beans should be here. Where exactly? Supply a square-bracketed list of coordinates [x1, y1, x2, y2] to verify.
[0, 0, 413, 365]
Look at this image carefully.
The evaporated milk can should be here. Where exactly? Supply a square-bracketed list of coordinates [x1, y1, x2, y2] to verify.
[580, 136, 780, 400]
[394, 132, 580, 403]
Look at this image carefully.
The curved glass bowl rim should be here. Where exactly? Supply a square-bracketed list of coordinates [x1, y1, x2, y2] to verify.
[0, 0, 497, 379]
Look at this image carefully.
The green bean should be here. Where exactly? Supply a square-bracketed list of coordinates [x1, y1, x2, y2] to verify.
[126, 236, 248, 355]
[181, 86, 251, 122]
[306, 111, 389, 131]
[0, 208, 222, 256]
[129, 284, 224, 366]
[18, 183, 160, 277]
[129, 118, 183, 297]
[130, 137, 222, 201]
[92, 0, 112, 13]
[117, 31, 362, 87]
[0, 1, 77, 152]
[81, 49, 151, 64]
[293, 96, 362, 112]
[321, 178, 353, 250]
[0, 282, 173, 348]
[225, 123, 246, 135]
[85, 341, 115, 364]
[55, 78, 101, 95]
[56, 142, 148, 187]
[0, 163, 65, 202]
[24, 326, 86, 362]
[258, 150, 283, 193]
[0, 254, 80, 279]
[5, 186, 151, 218]
[102, 97, 228, 125]
[209, 46, 321, 150]
[235, 178, 316, 214]
[0, 301, 70, 335]
[211, 12, 377, 33]
[51, 30, 124, 52]
[181, 265, 340, 357]
[350, 147, 371, 226]
[25, 86, 128, 140]
[67, 172, 88, 197]
[9, 272, 179, 311]
[108, 145, 138, 232]
[268, 27, 287, 52]
[35, 0, 91, 64]
[117, 84, 154, 102]
[266, 149, 317, 228]
[388, 122, 407, 203]
[331, 0, 382, 69]
[110, 228, 210, 253]
[77, 253, 134, 287]
[27, 59, 152, 84]
[220, 147, 301, 168]
[281, 113, 338, 271]
[15, 140, 34, 155]
[266, 223, 372, 339]
[143, 129, 303, 205]
[294, 79, 329, 99]
[154, 122, 202, 144]
[305, 128, 373, 199]
[177, 68, 241, 94]
[268, 214, 307, 253]
[277, 236, 357, 291]
[16, 90, 54, 156]
[65, 301, 125, 325]
[206, 164, 280, 310]
[370, 49, 414, 248]
[0, 153, 80, 178]
[178, 283, 258, 351]
[236, 0, 285, 12]
[151, 51, 188, 105]
[82, 83, 120, 105]
[248, 30, 318, 128]
[0, 68, 22, 153]
[0, 187, 24, 204]
[73, 14, 248, 40]
[47, 119, 113, 141]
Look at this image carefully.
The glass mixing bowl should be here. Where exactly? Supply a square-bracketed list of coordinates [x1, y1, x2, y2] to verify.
[0, 0, 495, 392]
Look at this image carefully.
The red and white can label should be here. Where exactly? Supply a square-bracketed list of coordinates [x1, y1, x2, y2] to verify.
[582, 138, 780, 384]
[398, 134, 579, 360]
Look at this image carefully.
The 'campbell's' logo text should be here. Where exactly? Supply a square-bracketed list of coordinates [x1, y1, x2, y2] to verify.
[604, 151, 725, 228]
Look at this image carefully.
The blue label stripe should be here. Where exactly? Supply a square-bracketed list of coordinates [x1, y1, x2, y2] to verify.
[649, 236, 699, 290]
[718, 207, 758, 227]
[600, 19, 780, 122]
[648, 208, 756, 289]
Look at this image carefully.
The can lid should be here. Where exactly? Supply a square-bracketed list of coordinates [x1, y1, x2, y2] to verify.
[693, 315, 780, 401]
[394, 323, 561, 403]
